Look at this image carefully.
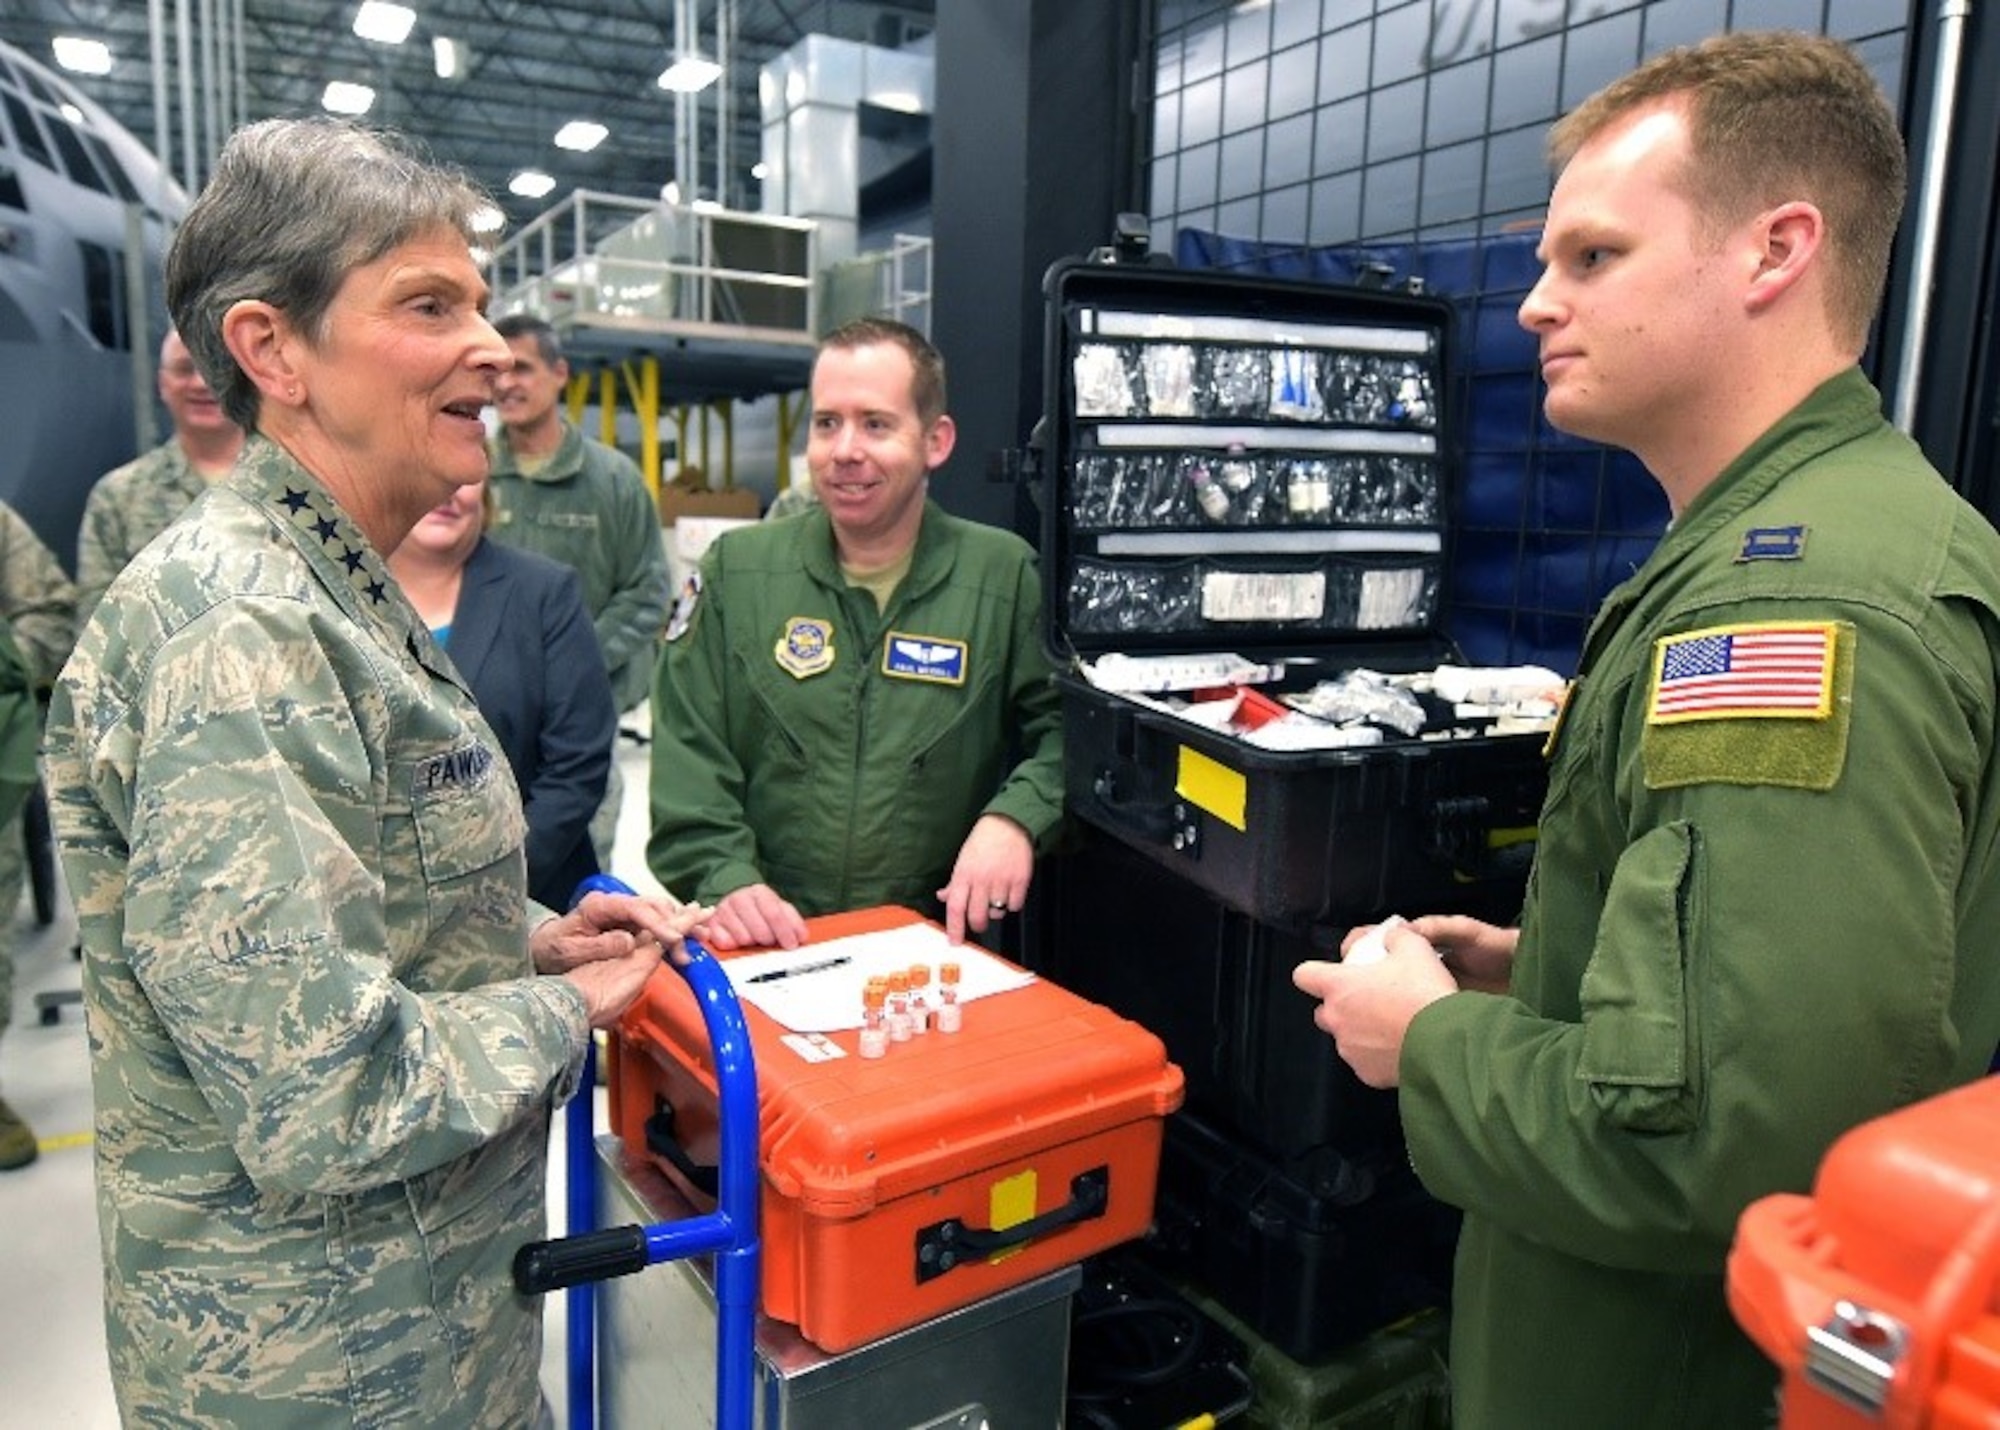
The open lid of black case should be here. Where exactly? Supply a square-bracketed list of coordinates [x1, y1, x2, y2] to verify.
[1036, 247, 1463, 678]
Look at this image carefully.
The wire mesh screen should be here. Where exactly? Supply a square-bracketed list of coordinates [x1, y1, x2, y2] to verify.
[1149, 0, 1913, 672]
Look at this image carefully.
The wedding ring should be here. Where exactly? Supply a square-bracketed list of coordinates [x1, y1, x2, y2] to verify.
[988, 899, 1008, 912]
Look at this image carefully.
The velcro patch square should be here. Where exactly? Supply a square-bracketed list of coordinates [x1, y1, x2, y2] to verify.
[1643, 621, 1855, 792]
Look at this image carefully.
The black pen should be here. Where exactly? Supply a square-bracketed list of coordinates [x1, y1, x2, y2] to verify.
[744, 955, 853, 985]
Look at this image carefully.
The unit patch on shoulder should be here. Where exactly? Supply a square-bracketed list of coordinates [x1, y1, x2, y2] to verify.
[775, 615, 836, 679]
[882, 632, 967, 685]
[664, 572, 703, 642]
[1642, 620, 1855, 792]
[1735, 524, 1809, 562]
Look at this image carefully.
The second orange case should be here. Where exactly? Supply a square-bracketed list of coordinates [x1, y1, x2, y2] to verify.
[608, 905, 1187, 1353]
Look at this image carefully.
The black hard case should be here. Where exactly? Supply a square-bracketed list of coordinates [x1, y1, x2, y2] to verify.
[1145, 1110, 1459, 1366]
[1038, 256, 1546, 934]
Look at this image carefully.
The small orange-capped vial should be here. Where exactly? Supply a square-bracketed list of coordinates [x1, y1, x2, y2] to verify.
[937, 960, 963, 1033]
[858, 982, 888, 1058]
[886, 969, 913, 1041]
[908, 964, 933, 1034]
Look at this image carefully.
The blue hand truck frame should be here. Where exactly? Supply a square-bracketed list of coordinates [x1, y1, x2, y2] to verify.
[512, 874, 760, 1430]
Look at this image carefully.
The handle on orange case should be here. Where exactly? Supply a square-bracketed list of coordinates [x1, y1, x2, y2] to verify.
[1730, 1196, 1863, 1365]
[913, 1166, 1109, 1284]
[643, 1098, 720, 1199]
[1731, 1195, 1931, 1427]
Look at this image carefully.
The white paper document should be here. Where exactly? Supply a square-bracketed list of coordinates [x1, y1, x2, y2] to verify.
[722, 923, 1037, 1033]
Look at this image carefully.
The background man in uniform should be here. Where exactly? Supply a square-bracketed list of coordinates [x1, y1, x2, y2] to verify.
[76, 329, 244, 619]
[487, 312, 670, 865]
[1294, 32, 2000, 1428]
[0, 499, 76, 1169]
[648, 317, 1063, 948]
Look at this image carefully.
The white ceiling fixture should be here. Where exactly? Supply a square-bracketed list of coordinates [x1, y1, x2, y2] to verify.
[51, 36, 113, 75]
[353, 2, 417, 45]
[657, 54, 722, 94]
[432, 36, 462, 80]
[508, 169, 556, 199]
[469, 204, 505, 234]
[553, 120, 607, 152]
[321, 81, 376, 116]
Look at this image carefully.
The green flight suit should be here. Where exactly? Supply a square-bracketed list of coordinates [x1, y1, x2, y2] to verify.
[648, 500, 1064, 916]
[45, 437, 590, 1427]
[488, 420, 671, 713]
[1399, 371, 2000, 1428]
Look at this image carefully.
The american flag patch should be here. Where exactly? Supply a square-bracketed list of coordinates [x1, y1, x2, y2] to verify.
[1647, 621, 1837, 723]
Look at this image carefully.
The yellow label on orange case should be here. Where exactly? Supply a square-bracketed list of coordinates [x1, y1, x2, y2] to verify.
[988, 1169, 1038, 1266]
[1176, 745, 1248, 831]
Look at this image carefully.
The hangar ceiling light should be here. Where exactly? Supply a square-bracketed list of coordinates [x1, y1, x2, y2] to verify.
[657, 54, 722, 93]
[509, 169, 556, 199]
[553, 120, 607, 152]
[51, 36, 112, 75]
[354, 2, 417, 45]
[321, 80, 376, 115]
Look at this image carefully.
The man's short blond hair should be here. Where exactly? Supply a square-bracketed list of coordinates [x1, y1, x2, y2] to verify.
[1550, 30, 1905, 350]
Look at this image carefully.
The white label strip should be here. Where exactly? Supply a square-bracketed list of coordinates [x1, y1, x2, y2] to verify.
[1201, 570, 1327, 622]
[1089, 423, 1435, 454]
[1095, 529, 1441, 557]
[1080, 308, 1434, 353]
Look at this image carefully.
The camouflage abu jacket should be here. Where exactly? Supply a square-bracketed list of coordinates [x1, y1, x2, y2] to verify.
[45, 436, 591, 1428]
[76, 438, 209, 621]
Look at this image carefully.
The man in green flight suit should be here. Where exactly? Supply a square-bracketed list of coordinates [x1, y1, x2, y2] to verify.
[1294, 32, 2000, 1429]
[488, 313, 671, 864]
[649, 317, 1064, 948]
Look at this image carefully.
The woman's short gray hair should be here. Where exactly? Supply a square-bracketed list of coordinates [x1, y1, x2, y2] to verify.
[165, 118, 490, 432]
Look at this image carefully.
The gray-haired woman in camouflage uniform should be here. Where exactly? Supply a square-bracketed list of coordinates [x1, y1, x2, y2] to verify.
[44, 118, 702, 1427]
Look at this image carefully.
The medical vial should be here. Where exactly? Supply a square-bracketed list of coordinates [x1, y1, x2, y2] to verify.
[887, 970, 913, 1042]
[907, 964, 933, 1035]
[1189, 463, 1230, 521]
[936, 961, 963, 1034]
[859, 981, 889, 1059]
[1220, 443, 1255, 493]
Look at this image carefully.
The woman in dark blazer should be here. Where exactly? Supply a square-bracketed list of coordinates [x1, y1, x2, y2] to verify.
[390, 479, 617, 908]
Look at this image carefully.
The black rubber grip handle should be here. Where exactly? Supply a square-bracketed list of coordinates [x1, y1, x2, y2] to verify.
[512, 1224, 649, 1295]
[913, 1167, 1110, 1284]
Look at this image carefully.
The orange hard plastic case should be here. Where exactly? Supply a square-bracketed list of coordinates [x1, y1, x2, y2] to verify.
[1728, 1076, 2000, 1430]
[608, 905, 1187, 1353]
